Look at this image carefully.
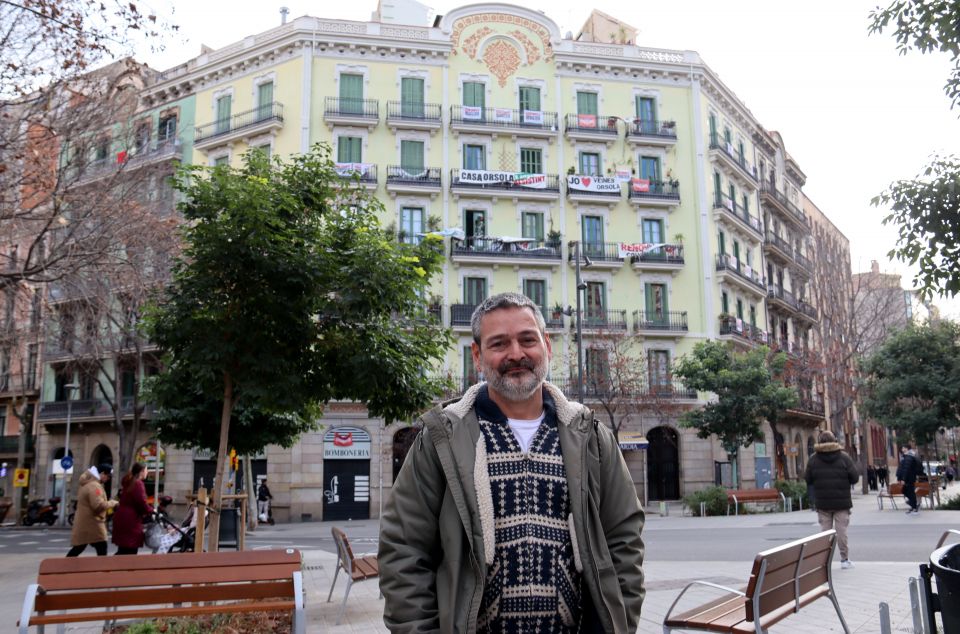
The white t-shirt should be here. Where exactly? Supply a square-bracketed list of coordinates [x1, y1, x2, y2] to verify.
[507, 413, 545, 453]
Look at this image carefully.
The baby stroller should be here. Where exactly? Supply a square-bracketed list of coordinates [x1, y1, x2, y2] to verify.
[147, 501, 201, 554]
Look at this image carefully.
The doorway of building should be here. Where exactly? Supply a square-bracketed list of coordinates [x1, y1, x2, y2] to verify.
[392, 426, 421, 482]
[647, 426, 680, 500]
[322, 459, 370, 521]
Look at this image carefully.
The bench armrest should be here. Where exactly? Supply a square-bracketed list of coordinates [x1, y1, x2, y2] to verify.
[19, 583, 40, 634]
[663, 580, 746, 622]
[938, 529, 960, 548]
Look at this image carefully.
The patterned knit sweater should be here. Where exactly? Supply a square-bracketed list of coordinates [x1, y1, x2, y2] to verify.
[475, 387, 582, 633]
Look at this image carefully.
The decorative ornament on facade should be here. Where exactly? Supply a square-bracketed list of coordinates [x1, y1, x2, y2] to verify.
[510, 30, 541, 64]
[482, 39, 523, 87]
[462, 26, 494, 59]
[451, 13, 554, 61]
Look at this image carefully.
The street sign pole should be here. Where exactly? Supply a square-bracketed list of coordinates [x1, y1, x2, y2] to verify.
[58, 384, 78, 527]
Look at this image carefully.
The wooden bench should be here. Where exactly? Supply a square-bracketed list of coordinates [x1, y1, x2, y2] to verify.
[663, 529, 849, 634]
[18, 549, 305, 634]
[877, 482, 934, 510]
[327, 526, 379, 625]
[726, 489, 786, 516]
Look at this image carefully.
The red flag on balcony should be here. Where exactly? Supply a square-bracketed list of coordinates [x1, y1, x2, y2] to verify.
[116, 150, 127, 164]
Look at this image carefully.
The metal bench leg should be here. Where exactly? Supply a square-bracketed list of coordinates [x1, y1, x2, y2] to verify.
[292, 571, 305, 634]
[336, 578, 353, 625]
[326, 561, 342, 602]
[828, 590, 851, 634]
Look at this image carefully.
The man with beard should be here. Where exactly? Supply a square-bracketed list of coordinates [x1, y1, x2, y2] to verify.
[379, 292, 644, 633]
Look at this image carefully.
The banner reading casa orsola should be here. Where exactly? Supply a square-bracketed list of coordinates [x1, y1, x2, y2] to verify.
[566, 174, 620, 193]
[457, 169, 547, 188]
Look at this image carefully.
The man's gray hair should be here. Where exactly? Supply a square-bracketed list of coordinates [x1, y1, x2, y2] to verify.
[471, 292, 546, 344]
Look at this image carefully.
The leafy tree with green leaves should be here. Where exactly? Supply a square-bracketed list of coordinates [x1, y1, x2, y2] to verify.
[148, 145, 451, 548]
[673, 340, 798, 488]
[860, 321, 960, 445]
[869, 1, 960, 299]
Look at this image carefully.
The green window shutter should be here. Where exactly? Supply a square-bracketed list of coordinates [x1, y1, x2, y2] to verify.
[519, 86, 541, 111]
[467, 210, 486, 237]
[733, 241, 740, 261]
[577, 92, 598, 115]
[465, 277, 487, 304]
[522, 212, 544, 240]
[640, 156, 660, 181]
[463, 82, 485, 108]
[636, 97, 656, 128]
[463, 346, 476, 382]
[522, 279, 546, 315]
[337, 136, 361, 163]
[400, 140, 424, 170]
[401, 77, 425, 117]
[721, 292, 729, 314]
[709, 113, 717, 142]
[463, 144, 485, 170]
[213, 156, 229, 167]
[257, 82, 274, 119]
[718, 230, 725, 255]
[340, 74, 364, 113]
[579, 152, 600, 176]
[215, 95, 232, 132]
[742, 195, 749, 214]
[736, 299, 744, 320]
[750, 305, 757, 327]
[520, 148, 542, 173]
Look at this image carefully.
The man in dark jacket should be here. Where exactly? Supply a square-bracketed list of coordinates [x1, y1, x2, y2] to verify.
[379, 293, 645, 633]
[896, 445, 922, 514]
[804, 430, 859, 569]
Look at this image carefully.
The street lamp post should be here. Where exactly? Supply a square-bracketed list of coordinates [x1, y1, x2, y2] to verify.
[567, 241, 592, 404]
[58, 383, 79, 527]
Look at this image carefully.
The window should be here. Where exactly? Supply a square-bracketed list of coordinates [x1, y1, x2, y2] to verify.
[0, 348, 9, 391]
[636, 96, 657, 134]
[577, 92, 598, 115]
[121, 367, 136, 398]
[464, 277, 487, 305]
[463, 144, 485, 170]
[736, 299, 744, 320]
[255, 144, 272, 159]
[79, 369, 96, 400]
[742, 194, 749, 215]
[213, 156, 229, 167]
[642, 219, 663, 243]
[465, 209, 486, 238]
[585, 281, 606, 323]
[257, 81, 274, 120]
[723, 126, 732, 147]
[718, 230, 726, 255]
[521, 212, 544, 241]
[581, 215, 604, 256]
[30, 293, 41, 330]
[523, 279, 547, 317]
[579, 151, 600, 176]
[713, 172, 722, 204]
[95, 139, 110, 162]
[54, 368, 72, 400]
[728, 184, 736, 210]
[400, 207, 424, 244]
[648, 350, 671, 387]
[463, 81, 485, 108]
[708, 112, 717, 142]
[158, 114, 177, 142]
[519, 86, 541, 112]
[738, 140, 745, 162]
[721, 291, 729, 314]
[586, 348, 610, 387]
[640, 156, 660, 181]
[215, 95, 232, 133]
[339, 73, 364, 114]
[463, 346, 478, 383]
[520, 148, 542, 173]
[645, 283, 668, 321]
[400, 140, 424, 170]
[401, 77, 425, 117]
[749, 304, 757, 327]
[134, 125, 149, 153]
[732, 240, 740, 263]
[337, 136, 362, 163]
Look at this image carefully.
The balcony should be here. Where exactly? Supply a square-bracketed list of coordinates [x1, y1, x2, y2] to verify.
[627, 179, 681, 208]
[789, 396, 826, 418]
[450, 303, 476, 330]
[708, 134, 758, 188]
[194, 102, 284, 151]
[793, 251, 813, 277]
[760, 185, 807, 229]
[449, 105, 558, 140]
[797, 299, 819, 323]
[570, 242, 624, 270]
[449, 169, 560, 201]
[0, 435, 35, 454]
[625, 119, 678, 147]
[552, 377, 697, 401]
[713, 192, 763, 237]
[38, 399, 105, 421]
[450, 237, 562, 268]
[385, 165, 442, 197]
[73, 139, 184, 186]
[628, 244, 684, 274]
[718, 315, 768, 346]
[386, 101, 442, 133]
[578, 309, 629, 332]
[767, 285, 799, 313]
[323, 96, 379, 129]
[633, 310, 688, 336]
[715, 254, 766, 296]
[563, 113, 620, 144]
[334, 163, 377, 190]
[565, 174, 622, 205]
[762, 231, 793, 263]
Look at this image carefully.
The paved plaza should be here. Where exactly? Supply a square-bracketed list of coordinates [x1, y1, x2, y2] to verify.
[1, 487, 956, 633]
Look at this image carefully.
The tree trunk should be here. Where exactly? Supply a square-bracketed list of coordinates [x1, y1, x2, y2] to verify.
[207, 372, 234, 552]
[14, 413, 28, 525]
[244, 455, 257, 531]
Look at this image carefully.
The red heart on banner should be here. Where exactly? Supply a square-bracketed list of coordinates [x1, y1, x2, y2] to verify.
[581, 177, 591, 187]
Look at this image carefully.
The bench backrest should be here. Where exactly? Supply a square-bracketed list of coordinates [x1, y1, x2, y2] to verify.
[33, 550, 302, 612]
[332, 526, 357, 572]
[916, 482, 931, 496]
[888, 482, 903, 495]
[744, 530, 836, 622]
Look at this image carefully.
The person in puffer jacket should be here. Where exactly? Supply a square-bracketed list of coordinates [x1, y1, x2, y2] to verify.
[804, 430, 859, 569]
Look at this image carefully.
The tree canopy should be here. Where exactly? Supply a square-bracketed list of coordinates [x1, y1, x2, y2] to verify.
[860, 321, 960, 444]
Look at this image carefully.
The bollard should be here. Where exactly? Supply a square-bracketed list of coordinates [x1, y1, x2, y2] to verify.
[659, 501, 668, 517]
[798, 496, 803, 511]
[700, 501, 706, 517]
[879, 602, 891, 634]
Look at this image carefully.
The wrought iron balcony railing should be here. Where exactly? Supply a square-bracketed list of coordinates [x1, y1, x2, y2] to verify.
[195, 102, 284, 142]
[713, 192, 762, 235]
[628, 179, 680, 202]
[630, 244, 684, 265]
[760, 185, 807, 225]
[450, 303, 477, 327]
[449, 169, 560, 193]
[451, 236, 562, 260]
[385, 165, 442, 187]
[579, 308, 628, 331]
[450, 105, 558, 131]
[324, 96, 379, 119]
[386, 101, 442, 122]
[709, 133, 758, 182]
[715, 254, 765, 290]
[718, 315, 767, 343]
[563, 113, 620, 135]
[633, 310, 689, 332]
[626, 118, 678, 140]
[574, 242, 624, 263]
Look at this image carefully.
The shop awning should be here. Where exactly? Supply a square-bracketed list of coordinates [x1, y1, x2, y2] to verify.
[618, 432, 649, 451]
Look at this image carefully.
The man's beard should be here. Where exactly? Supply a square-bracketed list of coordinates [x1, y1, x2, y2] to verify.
[481, 355, 548, 402]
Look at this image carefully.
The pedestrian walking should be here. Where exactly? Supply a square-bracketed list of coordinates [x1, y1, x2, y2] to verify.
[112, 462, 152, 555]
[897, 445, 922, 515]
[878, 465, 889, 489]
[867, 464, 877, 491]
[379, 292, 645, 633]
[66, 465, 117, 557]
[257, 478, 273, 522]
[804, 430, 859, 569]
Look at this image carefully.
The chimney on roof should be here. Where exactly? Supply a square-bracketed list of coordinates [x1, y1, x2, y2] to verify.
[871, 260, 879, 274]
[280, 6, 289, 24]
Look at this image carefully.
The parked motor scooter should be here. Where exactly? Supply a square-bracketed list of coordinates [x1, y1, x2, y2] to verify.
[22, 497, 60, 526]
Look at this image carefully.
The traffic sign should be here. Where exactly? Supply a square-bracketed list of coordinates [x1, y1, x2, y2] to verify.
[60, 456, 74, 471]
[14, 468, 29, 488]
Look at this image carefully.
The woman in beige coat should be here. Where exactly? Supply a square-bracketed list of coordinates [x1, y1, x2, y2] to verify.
[67, 466, 117, 557]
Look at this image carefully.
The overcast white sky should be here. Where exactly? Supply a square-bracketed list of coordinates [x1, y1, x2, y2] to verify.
[139, 0, 960, 316]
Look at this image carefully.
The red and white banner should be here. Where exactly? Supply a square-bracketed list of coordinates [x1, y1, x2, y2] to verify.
[617, 242, 680, 258]
[631, 178, 650, 192]
[566, 174, 619, 193]
[523, 109, 543, 125]
[462, 105, 483, 120]
[493, 107, 513, 123]
[577, 114, 597, 128]
[457, 169, 547, 188]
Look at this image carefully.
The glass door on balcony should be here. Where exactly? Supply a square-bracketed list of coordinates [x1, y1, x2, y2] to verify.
[466, 209, 486, 240]
[522, 279, 547, 319]
[579, 152, 600, 176]
[635, 96, 656, 134]
[645, 283, 668, 326]
[520, 148, 542, 174]
[648, 349, 671, 388]
[581, 215, 604, 258]
[215, 95, 232, 134]
[640, 156, 660, 182]
[642, 219, 663, 243]
[577, 92, 598, 115]
[584, 281, 605, 326]
[585, 348, 610, 390]
[337, 136, 362, 163]
[463, 81, 485, 120]
[400, 77, 425, 118]
[464, 277, 487, 306]
[463, 144, 485, 170]
[400, 140, 424, 172]
[400, 207, 424, 244]
[522, 212, 544, 241]
[519, 86, 541, 112]
[340, 73, 364, 114]
[257, 81, 274, 120]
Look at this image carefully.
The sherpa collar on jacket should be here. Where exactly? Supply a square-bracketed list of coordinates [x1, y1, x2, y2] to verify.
[814, 441, 843, 453]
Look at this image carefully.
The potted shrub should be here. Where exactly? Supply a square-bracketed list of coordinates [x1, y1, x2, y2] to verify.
[547, 229, 562, 246]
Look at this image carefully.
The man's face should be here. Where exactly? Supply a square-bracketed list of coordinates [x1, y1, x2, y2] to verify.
[472, 306, 551, 402]
[100, 473, 110, 484]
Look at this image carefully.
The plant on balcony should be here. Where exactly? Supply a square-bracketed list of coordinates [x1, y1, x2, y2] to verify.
[427, 214, 442, 232]
[547, 229, 562, 246]
[566, 166, 576, 175]
[551, 302, 564, 319]
[673, 233, 684, 245]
